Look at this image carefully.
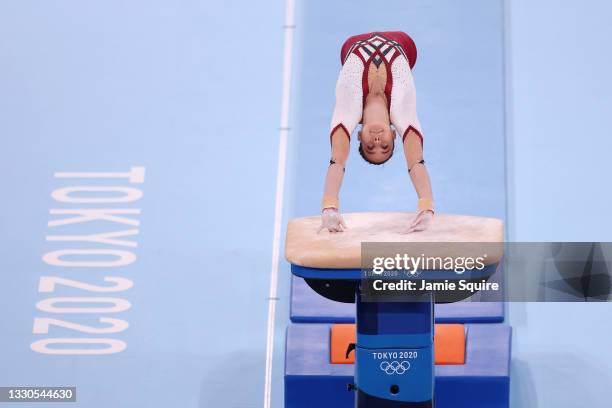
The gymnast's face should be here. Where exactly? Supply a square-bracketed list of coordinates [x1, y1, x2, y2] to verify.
[359, 123, 395, 164]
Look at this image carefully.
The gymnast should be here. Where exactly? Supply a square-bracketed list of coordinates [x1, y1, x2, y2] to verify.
[319, 31, 434, 234]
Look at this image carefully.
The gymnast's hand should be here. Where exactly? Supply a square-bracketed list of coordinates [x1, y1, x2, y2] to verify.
[406, 210, 433, 233]
[318, 208, 347, 233]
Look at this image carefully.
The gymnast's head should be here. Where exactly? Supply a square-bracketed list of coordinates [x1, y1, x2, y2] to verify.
[357, 91, 396, 165]
[358, 124, 395, 165]
[357, 120, 396, 165]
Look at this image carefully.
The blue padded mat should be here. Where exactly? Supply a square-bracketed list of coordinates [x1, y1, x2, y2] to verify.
[285, 323, 511, 408]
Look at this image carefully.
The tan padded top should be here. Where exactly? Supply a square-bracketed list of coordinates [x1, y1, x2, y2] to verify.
[285, 212, 504, 269]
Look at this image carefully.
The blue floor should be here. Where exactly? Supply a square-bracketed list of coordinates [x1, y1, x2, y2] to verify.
[1, 1, 611, 408]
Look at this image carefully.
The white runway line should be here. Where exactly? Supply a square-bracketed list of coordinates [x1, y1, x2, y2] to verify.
[264, 0, 296, 407]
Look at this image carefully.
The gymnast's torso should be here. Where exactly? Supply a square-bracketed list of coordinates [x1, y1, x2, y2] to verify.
[331, 31, 422, 143]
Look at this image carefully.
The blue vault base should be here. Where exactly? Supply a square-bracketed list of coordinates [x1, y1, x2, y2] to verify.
[285, 323, 511, 408]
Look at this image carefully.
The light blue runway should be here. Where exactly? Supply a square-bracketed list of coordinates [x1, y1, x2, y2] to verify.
[0, 1, 285, 407]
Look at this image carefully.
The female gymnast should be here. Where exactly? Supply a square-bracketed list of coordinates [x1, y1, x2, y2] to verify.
[319, 31, 435, 233]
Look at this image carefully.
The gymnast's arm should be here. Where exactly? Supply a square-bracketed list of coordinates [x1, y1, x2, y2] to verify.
[390, 57, 434, 232]
[322, 128, 350, 204]
[319, 130, 350, 233]
[403, 130, 434, 233]
[319, 55, 363, 233]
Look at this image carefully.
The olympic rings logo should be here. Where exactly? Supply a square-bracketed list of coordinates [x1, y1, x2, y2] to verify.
[379, 360, 411, 375]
